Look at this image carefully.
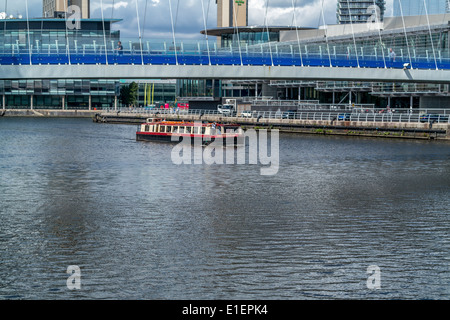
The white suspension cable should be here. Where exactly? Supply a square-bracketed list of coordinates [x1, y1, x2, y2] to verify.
[174, 0, 180, 33]
[134, 0, 144, 64]
[320, 0, 332, 67]
[423, 0, 438, 70]
[232, 0, 243, 66]
[4, 0, 7, 39]
[168, 0, 178, 65]
[206, 0, 212, 43]
[371, 0, 387, 69]
[100, 0, 109, 64]
[440, 3, 448, 63]
[206, 0, 211, 25]
[142, 0, 148, 42]
[62, 0, 72, 65]
[263, 0, 274, 66]
[25, 0, 31, 64]
[345, 0, 360, 67]
[200, 0, 211, 65]
[40, 10, 44, 54]
[397, 0, 413, 69]
[135, 0, 144, 65]
[291, 0, 303, 66]
[111, 0, 115, 19]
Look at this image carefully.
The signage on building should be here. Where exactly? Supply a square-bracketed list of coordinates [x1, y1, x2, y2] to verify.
[235, 0, 245, 6]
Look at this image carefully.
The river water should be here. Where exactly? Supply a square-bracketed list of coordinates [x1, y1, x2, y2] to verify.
[0, 117, 449, 300]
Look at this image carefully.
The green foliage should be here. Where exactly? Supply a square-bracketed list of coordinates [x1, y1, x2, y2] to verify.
[119, 82, 139, 107]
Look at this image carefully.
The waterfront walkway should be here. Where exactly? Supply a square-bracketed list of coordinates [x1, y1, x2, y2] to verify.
[2, 107, 448, 139]
[96, 108, 450, 140]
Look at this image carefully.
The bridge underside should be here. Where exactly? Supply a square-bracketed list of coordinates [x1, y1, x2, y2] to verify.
[1, 64, 450, 83]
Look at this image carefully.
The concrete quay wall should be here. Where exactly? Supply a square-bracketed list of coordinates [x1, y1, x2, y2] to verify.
[1, 109, 98, 118]
[96, 112, 450, 140]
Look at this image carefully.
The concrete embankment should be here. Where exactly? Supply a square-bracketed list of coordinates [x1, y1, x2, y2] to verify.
[94, 112, 450, 141]
[2, 109, 98, 118]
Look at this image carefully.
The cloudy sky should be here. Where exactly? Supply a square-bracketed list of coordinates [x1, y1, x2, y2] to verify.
[2, 0, 394, 39]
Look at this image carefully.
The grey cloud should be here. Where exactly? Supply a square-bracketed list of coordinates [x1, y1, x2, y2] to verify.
[3, 0, 394, 39]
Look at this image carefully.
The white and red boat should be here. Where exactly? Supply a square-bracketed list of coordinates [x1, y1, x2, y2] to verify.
[136, 118, 243, 145]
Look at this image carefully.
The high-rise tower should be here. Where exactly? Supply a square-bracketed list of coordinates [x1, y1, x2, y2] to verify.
[43, 0, 90, 19]
[216, 0, 248, 28]
[336, 0, 386, 24]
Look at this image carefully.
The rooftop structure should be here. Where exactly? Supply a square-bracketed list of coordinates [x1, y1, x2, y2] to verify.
[201, 26, 313, 48]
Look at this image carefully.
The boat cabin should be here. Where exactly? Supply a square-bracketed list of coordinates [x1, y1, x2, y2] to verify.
[139, 119, 241, 137]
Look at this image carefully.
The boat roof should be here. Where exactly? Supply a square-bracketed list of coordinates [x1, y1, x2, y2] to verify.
[144, 119, 240, 127]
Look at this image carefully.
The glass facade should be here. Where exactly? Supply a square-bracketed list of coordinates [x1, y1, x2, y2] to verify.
[277, 26, 449, 60]
[176, 79, 221, 99]
[131, 81, 177, 107]
[0, 19, 120, 53]
[220, 31, 279, 47]
[0, 79, 119, 109]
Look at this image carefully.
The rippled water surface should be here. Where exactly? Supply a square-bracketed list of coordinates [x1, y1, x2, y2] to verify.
[0, 117, 449, 299]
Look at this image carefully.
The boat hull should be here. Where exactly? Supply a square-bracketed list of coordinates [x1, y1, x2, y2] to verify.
[136, 132, 239, 146]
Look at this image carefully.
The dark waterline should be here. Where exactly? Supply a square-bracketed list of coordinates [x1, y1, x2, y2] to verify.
[0, 117, 449, 299]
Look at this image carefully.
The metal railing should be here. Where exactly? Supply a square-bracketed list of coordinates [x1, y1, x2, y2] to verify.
[2, 36, 450, 70]
[102, 107, 450, 124]
[252, 100, 320, 107]
[237, 111, 450, 123]
[371, 83, 450, 95]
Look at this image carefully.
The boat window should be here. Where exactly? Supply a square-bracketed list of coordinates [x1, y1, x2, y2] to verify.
[202, 127, 206, 134]
[145, 125, 149, 132]
[193, 127, 199, 134]
[186, 127, 192, 133]
[178, 127, 184, 133]
[160, 126, 166, 133]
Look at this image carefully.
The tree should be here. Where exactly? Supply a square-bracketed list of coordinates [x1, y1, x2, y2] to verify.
[119, 82, 139, 107]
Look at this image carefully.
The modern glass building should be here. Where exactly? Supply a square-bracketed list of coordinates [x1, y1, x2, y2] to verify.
[264, 13, 450, 109]
[132, 80, 177, 108]
[0, 79, 118, 109]
[0, 78, 178, 110]
[201, 26, 306, 48]
[393, 0, 448, 16]
[0, 17, 123, 109]
[0, 18, 120, 54]
[337, 0, 386, 24]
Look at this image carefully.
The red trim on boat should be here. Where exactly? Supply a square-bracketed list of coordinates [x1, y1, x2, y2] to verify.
[136, 131, 240, 139]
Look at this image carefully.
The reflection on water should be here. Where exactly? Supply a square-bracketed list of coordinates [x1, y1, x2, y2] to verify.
[0, 118, 449, 299]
